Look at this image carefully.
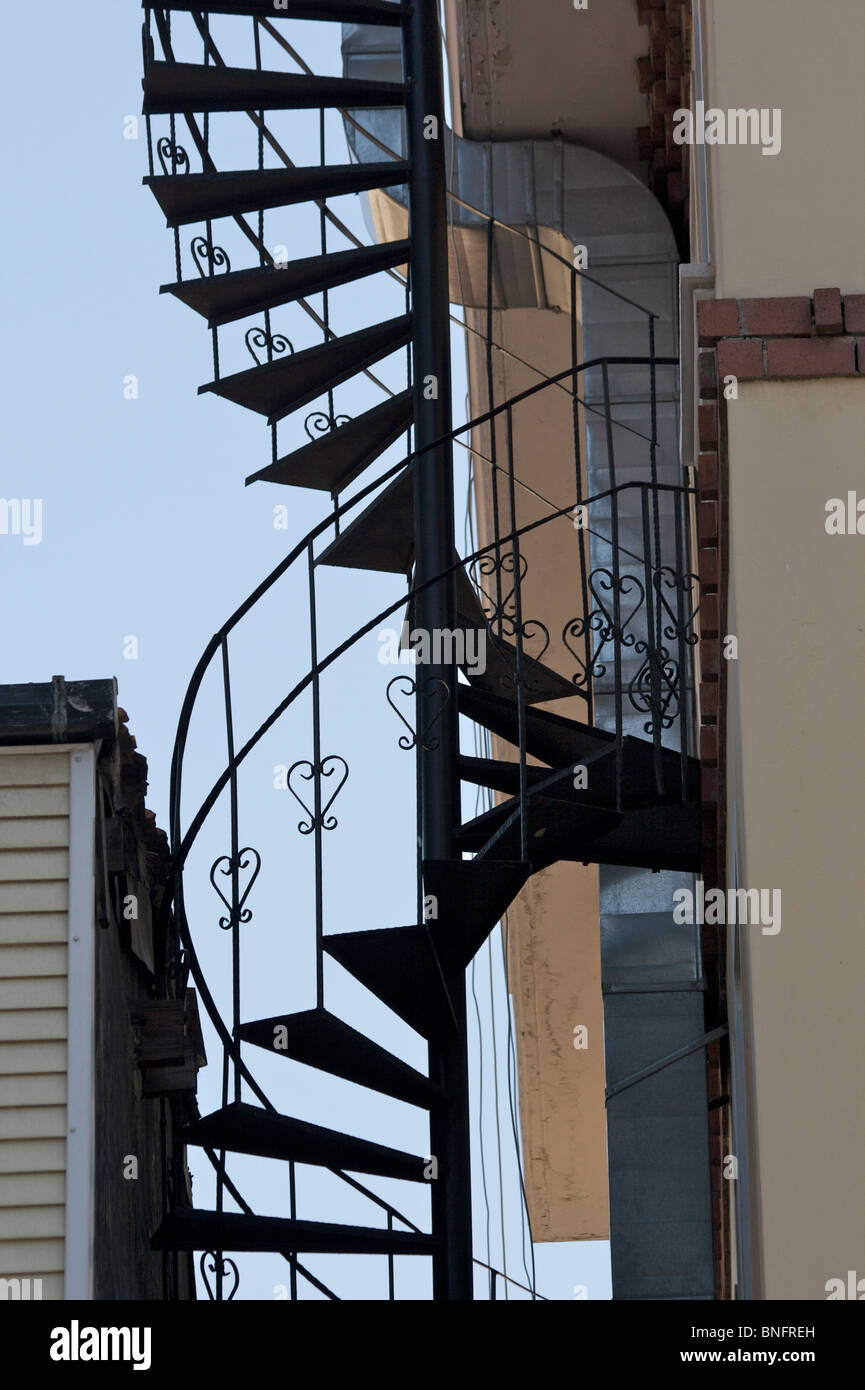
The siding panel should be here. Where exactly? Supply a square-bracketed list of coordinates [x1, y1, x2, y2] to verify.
[0, 755, 69, 787]
[0, 1042, 67, 1076]
[0, 1172, 65, 1208]
[0, 1074, 66, 1109]
[0, 820, 70, 851]
[0, 1238, 65, 1275]
[0, 747, 72, 1299]
[0, 1139, 67, 1174]
[0, 978, 67, 1012]
[0, 1010, 67, 1043]
[0, 914, 67, 945]
[0, 946, 68, 978]
[0, 884, 68, 915]
[0, 786, 70, 819]
[0, 851, 69, 882]
[0, 1107, 66, 1142]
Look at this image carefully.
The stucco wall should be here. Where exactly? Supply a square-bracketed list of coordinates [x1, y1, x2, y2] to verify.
[726, 379, 865, 1298]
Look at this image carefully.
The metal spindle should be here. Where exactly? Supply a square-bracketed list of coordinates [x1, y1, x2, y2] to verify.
[506, 406, 528, 862]
[308, 543, 325, 1009]
[486, 216, 503, 635]
[289, 1161, 298, 1301]
[571, 271, 593, 721]
[221, 636, 242, 1105]
[601, 362, 623, 812]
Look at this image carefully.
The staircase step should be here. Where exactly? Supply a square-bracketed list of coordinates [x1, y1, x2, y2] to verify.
[318, 467, 414, 574]
[183, 1102, 428, 1181]
[458, 755, 553, 796]
[469, 789, 700, 873]
[163, 240, 410, 329]
[323, 868, 530, 1036]
[422, 858, 529, 956]
[247, 390, 412, 494]
[458, 683, 615, 767]
[575, 799, 701, 873]
[470, 794, 622, 866]
[153, 1208, 436, 1256]
[324, 926, 454, 1039]
[144, 162, 409, 227]
[200, 314, 411, 424]
[144, 62, 406, 116]
[146, 1, 405, 25]
[238, 1006, 442, 1108]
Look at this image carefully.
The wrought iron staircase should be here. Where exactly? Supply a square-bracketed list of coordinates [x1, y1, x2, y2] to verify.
[141, 1, 701, 1301]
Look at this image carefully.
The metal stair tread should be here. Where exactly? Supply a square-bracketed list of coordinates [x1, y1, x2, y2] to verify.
[162, 239, 410, 329]
[246, 390, 413, 494]
[238, 1006, 443, 1108]
[146, 1, 406, 24]
[199, 314, 412, 423]
[144, 62, 407, 115]
[183, 1101, 429, 1181]
[152, 1208, 437, 1256]
[144, 161, 409, 227]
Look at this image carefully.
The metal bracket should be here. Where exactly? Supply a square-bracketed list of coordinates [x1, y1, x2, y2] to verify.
[605, 1024, 728, 1104]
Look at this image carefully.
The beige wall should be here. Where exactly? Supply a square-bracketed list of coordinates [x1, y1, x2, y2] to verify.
[726, 380, 865, 1297]
[704, 0, 865, 296]
[0, 748, 72, 1300]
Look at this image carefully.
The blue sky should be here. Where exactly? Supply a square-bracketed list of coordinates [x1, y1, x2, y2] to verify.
[1, 1, 611, 1300]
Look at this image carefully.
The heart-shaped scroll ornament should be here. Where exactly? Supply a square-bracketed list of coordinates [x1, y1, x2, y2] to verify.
[563, 568, 647, 688]
[654, 565, 701, 649]
[386, 675, 450, 751]
[199, 1252, 239, 1301]
[209, 847, 262, 931]
[287, 756, 349, 835]
[470, 551, 528, 635]
[497, 618, 551, 695]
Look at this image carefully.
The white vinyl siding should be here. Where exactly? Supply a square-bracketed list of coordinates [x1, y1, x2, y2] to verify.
[0, 747, 76, 1301]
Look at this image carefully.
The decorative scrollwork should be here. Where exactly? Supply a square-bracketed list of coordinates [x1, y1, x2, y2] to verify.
[304, 410, 352, 443]
[562, 569, 648, 690]
[286, 756, 349, 835]
[386, 675, 451, 752]
[157, 136, 189, 176]
[495, 619, 552, 695]
[245, 326, 294, 367]
[209, 848, 262, 931]
[653, 566, 701, 648]
[190, 235, 231, 279]
[199, 1252, 239, 1301]
[469, 551, 528, 635]
[628, 646, 682, 735]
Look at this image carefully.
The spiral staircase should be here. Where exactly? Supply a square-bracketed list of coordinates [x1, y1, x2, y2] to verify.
[141, 1, 701, 1300]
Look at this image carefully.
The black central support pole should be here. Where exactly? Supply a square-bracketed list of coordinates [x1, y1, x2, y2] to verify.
[405, 0, 472, 1301]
